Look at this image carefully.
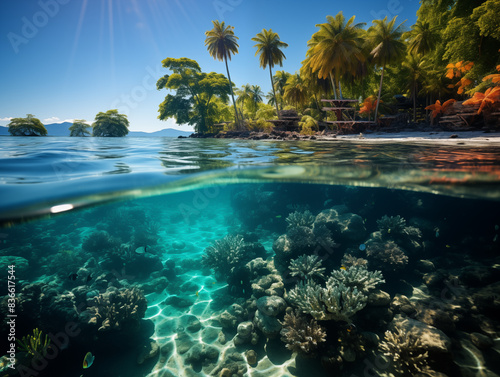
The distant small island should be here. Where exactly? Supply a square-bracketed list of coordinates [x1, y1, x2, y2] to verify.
[0, 122, 191, 137]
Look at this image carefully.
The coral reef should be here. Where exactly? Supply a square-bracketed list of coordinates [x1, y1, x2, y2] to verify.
[286, 210, 315, 228]
[289, 254, 326, 280]
[315, 206, 367, 243]
[288, 267, 384, 322]
[341, 253, 368, 268]
[376, 215, 407, 235]
[203, 234, 265, 281]
[280, 309, 326, 355]
[366, 240, 409, 271]
[328, 266, 385, 293]
[84, 287, 147, 331]
[273, 210, 335, 274]
[379, 325, 429, 376]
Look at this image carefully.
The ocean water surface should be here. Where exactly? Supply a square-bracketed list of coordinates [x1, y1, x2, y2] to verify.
[1, 137, 499, 377]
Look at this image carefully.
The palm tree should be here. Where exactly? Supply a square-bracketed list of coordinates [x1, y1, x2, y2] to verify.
[284, 74, 308, 110]
[252, 29, 288, 119]
[249, 85, 264, 115]
[306, 12, 366, 99]
[405, 20, 438, 56]
[273, 70, 291, 110]
[205, 20, 240, 127]
[402, 54, 430, 122]
[236, 84, 252, 118]
[367, 16, 406, 120]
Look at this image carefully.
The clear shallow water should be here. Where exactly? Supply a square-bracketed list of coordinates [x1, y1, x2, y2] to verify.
[1, 137, 500, 224]
[1, 137, 500, 377]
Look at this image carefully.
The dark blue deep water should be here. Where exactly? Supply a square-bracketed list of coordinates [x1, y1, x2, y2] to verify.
[1, 137, 500, 377]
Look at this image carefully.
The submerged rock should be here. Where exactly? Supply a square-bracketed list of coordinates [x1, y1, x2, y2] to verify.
[256, 296, 286, 317]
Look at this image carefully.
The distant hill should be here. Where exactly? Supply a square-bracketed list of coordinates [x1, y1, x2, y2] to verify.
[128, 129, 191, 137]
[0, 123, 192, 137]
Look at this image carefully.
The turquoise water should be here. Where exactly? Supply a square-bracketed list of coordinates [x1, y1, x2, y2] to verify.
[1, 137, 500, 377]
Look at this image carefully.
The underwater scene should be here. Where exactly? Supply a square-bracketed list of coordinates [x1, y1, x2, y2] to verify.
[1, 138, 500, 377]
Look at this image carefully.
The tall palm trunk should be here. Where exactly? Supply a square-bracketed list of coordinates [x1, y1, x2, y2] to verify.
[225, 57, 240, 128]
[413, 81, 416, 122]
[268, 56, 280, 119]
[338, 81, 343, 99]
[374, 65, 385, 121]
[329, 72, 337, 100]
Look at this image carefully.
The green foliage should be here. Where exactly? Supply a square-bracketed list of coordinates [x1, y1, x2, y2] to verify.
[69, 119, 91, 137]
[17, 328, 51, 356]
[284, 74, 308, 110]
[255, 103, 277, 120]
[157, 57, 231, 134]
[472, 0, 500, 40]
[92, 110, 129, 137]
[246, 118, 274, 133]
[8, 114, 47, 136]
[298, 115, 318, 135]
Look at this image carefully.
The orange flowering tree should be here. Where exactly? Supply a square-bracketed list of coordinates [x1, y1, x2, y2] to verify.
[359, 96, 381, 121]
[425, 99, 456, 125]
[446, 61, 474, 95]
[463, 87, 500, 114]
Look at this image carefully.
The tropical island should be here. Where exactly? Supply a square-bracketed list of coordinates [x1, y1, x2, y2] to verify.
[4, 1, 500, 139]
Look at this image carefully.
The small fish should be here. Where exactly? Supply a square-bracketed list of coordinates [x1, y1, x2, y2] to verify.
[240, 280, 243, 285]
[276, 215, 282, 219]
[212, 282, 216, 285]
[83, 352, 95, 369]
[494, 234, 498, 242]
[388, 229, 391, 233]
[69, 273, 78, 281]
[195, 291, 199, 297]
[446, 245, 451, 248]
[435, 227, 440, 238]
[346, 324, 356, 333]
[340, 266, 347, 271]
[135, 246, 146, 254]
[495, 225, 499, 231]
[359, 243, 366, 251]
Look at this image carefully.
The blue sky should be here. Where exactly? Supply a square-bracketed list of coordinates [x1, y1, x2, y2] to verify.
[0, 0, 420, 132]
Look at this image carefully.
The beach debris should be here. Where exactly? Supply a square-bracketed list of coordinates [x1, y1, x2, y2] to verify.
[83, 352, 95, 369]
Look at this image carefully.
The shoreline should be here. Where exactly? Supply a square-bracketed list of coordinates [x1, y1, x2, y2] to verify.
[187, 128, 500, 145]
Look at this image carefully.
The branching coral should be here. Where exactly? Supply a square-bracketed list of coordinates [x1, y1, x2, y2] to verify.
[280, 310, 326, 355]
[329, 266, 385, 293]
[366, 240, 408, 271]
[286, 210, 315, 229]
[379, 325, 429, 376]
[341, 254, 368, 269]
[86, 287, 147, 331]
[202, 235, 245, 279]
[289, 254, 326, 280]
[288, 267, 384, 322]
[376, 215, 407, 235]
